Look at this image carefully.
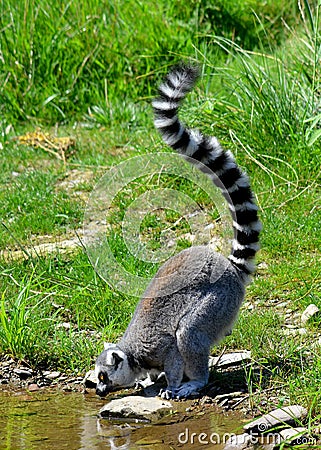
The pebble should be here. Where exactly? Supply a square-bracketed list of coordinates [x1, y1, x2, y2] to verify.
[301, 304, 320, 324]
[275, 302, 288, 309]
[28, 383, 40, 392]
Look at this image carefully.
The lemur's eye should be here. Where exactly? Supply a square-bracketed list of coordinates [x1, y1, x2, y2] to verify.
[99, 373, 104, 382]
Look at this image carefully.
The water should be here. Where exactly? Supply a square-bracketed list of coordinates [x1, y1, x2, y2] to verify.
[0, 387, 244, 450]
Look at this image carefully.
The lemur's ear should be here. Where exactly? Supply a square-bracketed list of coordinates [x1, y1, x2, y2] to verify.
[112, 352, 124, 370]
[105, 347, 125, 367]
[106, 350, 115, 366]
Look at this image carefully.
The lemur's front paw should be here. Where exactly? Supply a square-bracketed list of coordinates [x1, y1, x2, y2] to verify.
[159, 387, 179, 400]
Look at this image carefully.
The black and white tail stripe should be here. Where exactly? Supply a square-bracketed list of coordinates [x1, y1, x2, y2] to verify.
[152, 63, 261, 279]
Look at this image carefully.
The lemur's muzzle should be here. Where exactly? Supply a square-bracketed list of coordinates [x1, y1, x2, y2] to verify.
[96, 381, 112, 398]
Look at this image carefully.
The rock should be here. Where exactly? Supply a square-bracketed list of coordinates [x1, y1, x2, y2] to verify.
[243, 302, 254, 311]
[258, 262, 268, 270]
[13, 368, 33, 379]
[224, 433, 254, 449]
[28, 383, 40, 392]
[244, 405, 308, 434]
[209, 351, 251, 370]
[43, 371, 61, 380]
[279, 427, 311, 446]
[301, 304, 320, 324]
[83, 369, 97, 388]
[99, 396, 172, 422]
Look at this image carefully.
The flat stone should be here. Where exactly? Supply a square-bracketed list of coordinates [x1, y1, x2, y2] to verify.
[43, 371, 61, 380]
[301, 304, 320, 324]
[244, 405, 308, 434]
[209, 351, 251, 370]
[99, 395, 172, 422]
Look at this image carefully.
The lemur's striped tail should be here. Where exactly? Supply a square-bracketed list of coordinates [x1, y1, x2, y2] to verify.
[152, 63, 261, 279]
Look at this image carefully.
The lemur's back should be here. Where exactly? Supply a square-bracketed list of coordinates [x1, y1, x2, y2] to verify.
[120, 246, 245, 368]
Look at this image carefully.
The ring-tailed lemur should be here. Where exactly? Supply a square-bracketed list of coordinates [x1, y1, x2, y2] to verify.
[95, 63, 261, 399]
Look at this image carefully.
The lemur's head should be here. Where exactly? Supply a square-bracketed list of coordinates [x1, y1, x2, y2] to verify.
[95, 343, 135, 397]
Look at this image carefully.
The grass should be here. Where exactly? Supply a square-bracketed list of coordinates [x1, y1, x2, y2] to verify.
[0, 0, 321, 420]
[0, 0, 298, 124]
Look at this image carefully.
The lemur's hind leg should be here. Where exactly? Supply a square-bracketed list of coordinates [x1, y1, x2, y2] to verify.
[175, 328, 210, 398]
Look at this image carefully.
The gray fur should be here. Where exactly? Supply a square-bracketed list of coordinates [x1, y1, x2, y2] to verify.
[95, 250, 244, 398]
